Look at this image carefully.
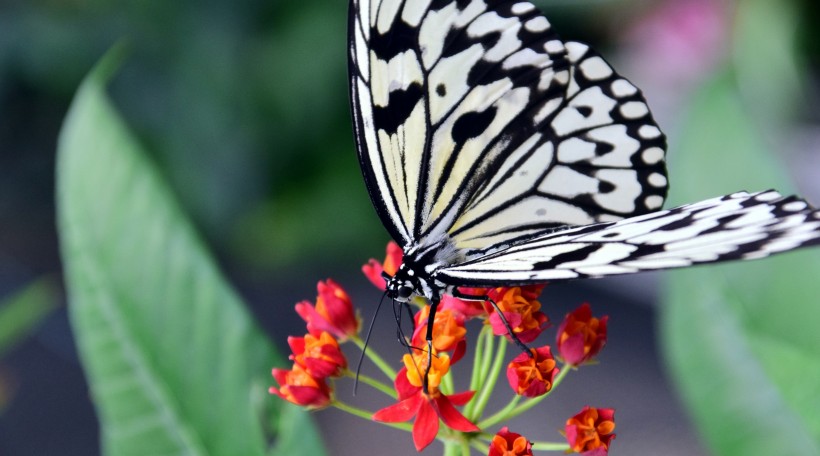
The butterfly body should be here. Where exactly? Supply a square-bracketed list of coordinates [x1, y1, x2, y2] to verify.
[350, 0, 820, 365]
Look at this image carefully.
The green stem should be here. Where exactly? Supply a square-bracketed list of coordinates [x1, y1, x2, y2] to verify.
[441, 364, 455, 395]
[530, 441, 571, 452]
[332, 400, 412, 433]
[470, 439, 488, 453]
[343, 370, 396, 398]
[443, 441, 459, 456]
[477, 396, 520, 430]
[468, 327, 487, 392]
[470, 335, 507, 420]
[460, 439, 471, 456]
[352, 336, 397, 380]
[465, 326, 495, 419]
[479, 364, 572, 429]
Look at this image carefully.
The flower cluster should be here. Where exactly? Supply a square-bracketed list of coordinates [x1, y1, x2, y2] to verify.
[269, 280, 359, 408]
[270, 241, 615, 454]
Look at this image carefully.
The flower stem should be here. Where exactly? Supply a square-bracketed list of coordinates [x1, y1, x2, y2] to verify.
[469, 335, 507, 420]
[465, 326, 495, 419]
[530, 441, 571, 452]
[332, 400, 412, 432]
[351, 336, 397, 380]
[441, 364, 455, 395]
[343, 370, 396, 398]
[479, 364, 572, 429]
[476, 396, 520, 430]
[468, 327, 487, 392]
[470, 436, 491, 453]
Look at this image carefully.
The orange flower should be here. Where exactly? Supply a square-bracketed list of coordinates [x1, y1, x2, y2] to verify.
[506, 346, 559, 397]
[488, 427, 532, 456]
[556, 303, 608, 366]
[269, 364, 331, 409]
[362, 241, 403, 290]
[412, 306, 467, 362]
[295, 279, 359, 340]
[289, 332, 347, 379]
[402, 347, 451, 392]
[373, 367, 478, 451]
[486, 285, 548, 343]
[565, 406, 616, 454]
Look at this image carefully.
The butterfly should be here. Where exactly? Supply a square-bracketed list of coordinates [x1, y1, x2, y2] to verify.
[347, 0, 820, 376]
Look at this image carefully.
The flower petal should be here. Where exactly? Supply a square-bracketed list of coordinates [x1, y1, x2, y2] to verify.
[373, 395, 421, 423]
[412, 399, 440, 451]
[433, 395, 480, 432]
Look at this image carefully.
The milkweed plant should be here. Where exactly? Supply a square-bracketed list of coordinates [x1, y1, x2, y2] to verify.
[269, 241, 614, 455]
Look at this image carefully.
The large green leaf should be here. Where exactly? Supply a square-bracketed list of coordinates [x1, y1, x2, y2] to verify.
[57, 47, 326, 456]
[661, 72, 820, 455]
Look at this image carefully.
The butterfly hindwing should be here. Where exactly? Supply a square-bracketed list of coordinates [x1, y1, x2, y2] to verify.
[438, 191, 820, 285]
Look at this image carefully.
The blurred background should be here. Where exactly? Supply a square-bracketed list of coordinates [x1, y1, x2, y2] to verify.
[1, 0, 819, 454]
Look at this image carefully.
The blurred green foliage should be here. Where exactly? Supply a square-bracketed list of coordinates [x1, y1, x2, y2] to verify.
[0, 279, 58, 359]
[57, 49, 325, 455]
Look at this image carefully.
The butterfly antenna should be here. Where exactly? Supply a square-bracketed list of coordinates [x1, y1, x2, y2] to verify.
[354, 290, 388, 395]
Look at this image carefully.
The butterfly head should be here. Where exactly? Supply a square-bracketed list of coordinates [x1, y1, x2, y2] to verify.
[384, 264, 418, 303]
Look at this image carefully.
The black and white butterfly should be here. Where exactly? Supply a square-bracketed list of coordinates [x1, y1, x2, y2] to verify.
[348, 0, 820, 366]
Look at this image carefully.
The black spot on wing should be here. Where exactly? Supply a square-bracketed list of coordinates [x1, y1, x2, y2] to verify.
[594, 141, 614, 155]
[443, 26, 501, 60]
[576, 106, 592, 117]
[452, 107, 497, 143]
[369, 19, 419, 61]
[531, 244, 601, 270]
[373, 82, 424, 134]
[598, 180, 615, 193]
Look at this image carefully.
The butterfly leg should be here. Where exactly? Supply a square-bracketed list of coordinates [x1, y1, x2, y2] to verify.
[392, 299, 418, 350]
[421, 295, 440, 394]
[451, 289, 532, 355]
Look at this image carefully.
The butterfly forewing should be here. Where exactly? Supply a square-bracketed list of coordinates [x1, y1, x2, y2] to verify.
[448, 41, 668, 255]
[350, 0, 578, 246]
[350, 0, 669, 257]
[438, 191, 820, 285]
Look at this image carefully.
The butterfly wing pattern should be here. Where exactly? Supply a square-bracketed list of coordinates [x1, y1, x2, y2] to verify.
[440, 190, 820, 284]
[349, 1, 820, 299]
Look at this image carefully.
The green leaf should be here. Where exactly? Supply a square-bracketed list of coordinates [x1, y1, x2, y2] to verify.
[0, 278, 59, 359]
[733, 0, 803, 128]
[57, 46, 326, 456]
[661, 72, 820, 455]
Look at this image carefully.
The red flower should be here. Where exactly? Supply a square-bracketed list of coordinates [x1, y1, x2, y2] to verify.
[556, 303, 608, 366]
[295, 279, 359, 340]
[488, 427, 532, 456]
[506, 346, 559, 397]
[565, 406, 616, 454]
[362, 241, 403, 290]
[440, 287, 490, 319]
[411, 306, 467, 363]
[485, 285, 548, 343]
[373, 367, 479, 451]
[269, 364, 331, 409]
[289, 332, 347, 379]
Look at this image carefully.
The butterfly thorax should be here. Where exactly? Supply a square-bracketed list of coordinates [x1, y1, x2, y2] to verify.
[386, 241, 462, 303]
